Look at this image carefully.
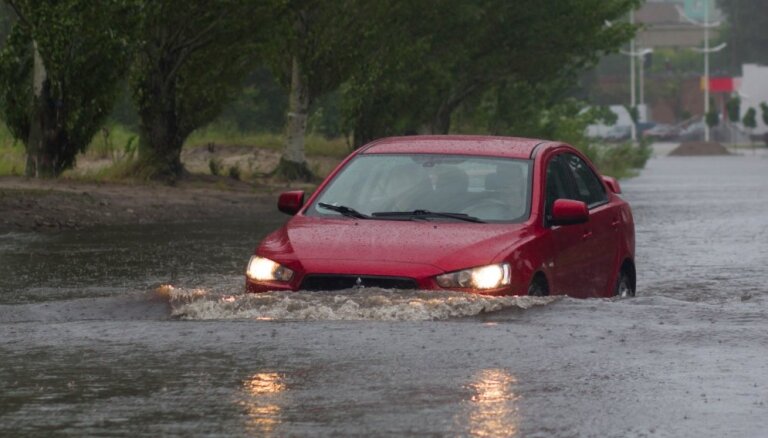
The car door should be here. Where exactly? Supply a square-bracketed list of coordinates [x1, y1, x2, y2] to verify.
[544, 154, 595, 297]
[561, 153, 620, 297]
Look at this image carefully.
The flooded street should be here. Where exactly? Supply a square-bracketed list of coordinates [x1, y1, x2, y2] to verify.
[2, 152, 768, 437]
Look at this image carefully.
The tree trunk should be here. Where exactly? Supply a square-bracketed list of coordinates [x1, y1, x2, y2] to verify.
[137, 62, 185, 180]
[430, 104, 453, 135]
[25, 41, 55, 178]
[274, 55, 314, 181]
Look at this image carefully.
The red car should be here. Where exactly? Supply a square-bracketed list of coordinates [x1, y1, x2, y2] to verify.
[246, 136, 635, 298]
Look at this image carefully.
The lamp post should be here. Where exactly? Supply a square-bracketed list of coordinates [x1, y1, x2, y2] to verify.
[676, 1, 726, 142]
[621, 47, 654, 139]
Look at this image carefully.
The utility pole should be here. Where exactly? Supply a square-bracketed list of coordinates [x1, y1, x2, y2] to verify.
[621, 43, 653, 141]
[629, 9, 636, 142]
[676, 1, 726, 142]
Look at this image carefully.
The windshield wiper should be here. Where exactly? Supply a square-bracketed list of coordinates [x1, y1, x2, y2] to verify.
[371, 210, 485, 223]
[318, 202, 370, 219]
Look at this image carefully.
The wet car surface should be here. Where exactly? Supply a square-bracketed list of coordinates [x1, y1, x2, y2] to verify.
[248, 136, 635, 298]
[1, 151, 767, 436]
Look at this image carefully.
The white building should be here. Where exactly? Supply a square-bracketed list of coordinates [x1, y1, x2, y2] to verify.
[738, 64, 768, 135]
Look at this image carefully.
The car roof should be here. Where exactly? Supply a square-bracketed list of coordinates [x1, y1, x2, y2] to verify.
[359, 135, 554, 159]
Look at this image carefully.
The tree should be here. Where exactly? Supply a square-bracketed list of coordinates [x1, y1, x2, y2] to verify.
[743, 107, 757, 129]
[0, 0, 136, 177]
[265, 0, 373, 181]
[726, 96, 741, 122]
[760, 102, 768, 147]
[130, 1, 271, 179]
[706, 109, 720, 129]
[743, 106, 757, 149]
[0, 3, 14, 46]
[717, 0, 768, 72]
[343, 0, 639, 148]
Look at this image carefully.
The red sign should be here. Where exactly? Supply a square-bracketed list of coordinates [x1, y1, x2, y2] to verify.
[701, 77, 735, 92]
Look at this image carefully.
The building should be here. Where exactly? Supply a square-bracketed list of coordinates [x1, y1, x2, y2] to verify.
[738, 64, 768, 134]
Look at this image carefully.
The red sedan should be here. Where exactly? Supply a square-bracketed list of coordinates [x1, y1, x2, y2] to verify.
[246, 136, 635, 298]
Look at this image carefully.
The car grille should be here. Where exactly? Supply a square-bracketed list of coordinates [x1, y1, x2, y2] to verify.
[300, 275, 418, 291]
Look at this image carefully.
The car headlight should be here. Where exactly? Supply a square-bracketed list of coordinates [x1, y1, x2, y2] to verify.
[246, 256, 294, 282]
[436, 263, 511, 290]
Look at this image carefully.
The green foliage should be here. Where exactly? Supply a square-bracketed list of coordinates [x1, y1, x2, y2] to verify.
[263, 0, 375, 101]
[0, 0, 137, 176]
[717, 0, 768, 71]
[217, 68, 287, 133]
[0, 3, 14, 45]
[626, 106, 640, 126]
[706, 109, 720, 128]
[185, 125, 349, 158]
[131, 0, 275, 178]
[588, 141, 652, 179]
[342, 0, 639, 147]
[743, 107, 757, 129]
[727, 96, 741, 122]
[760, 102, 768, 126]
[208, 158, 221, 176]
[228, 165, 240, 181]
[0, 121, 24, 175]
[647, 48, 703, 76]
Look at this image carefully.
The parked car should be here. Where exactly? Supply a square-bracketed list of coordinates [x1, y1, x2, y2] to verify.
[605, 125, 632, 142]
[679, 120, 705, 141]
[642, 123, 680, 141]
[246, 136, 636, 298]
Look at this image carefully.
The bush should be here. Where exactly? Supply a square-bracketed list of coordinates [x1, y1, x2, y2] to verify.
[208, 158, 221, 176]
[228, 165, 240, 180]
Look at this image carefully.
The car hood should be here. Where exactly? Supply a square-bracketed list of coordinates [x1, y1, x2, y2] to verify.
[257, 215, 530, 273]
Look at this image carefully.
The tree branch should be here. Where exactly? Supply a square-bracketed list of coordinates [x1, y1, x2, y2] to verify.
[6, 0, 33, 30]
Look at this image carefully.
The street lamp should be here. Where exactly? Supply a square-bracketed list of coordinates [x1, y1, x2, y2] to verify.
[621, 47, 654, 133]
[615, 10, 652, 143]
[676, 1, 727, 142]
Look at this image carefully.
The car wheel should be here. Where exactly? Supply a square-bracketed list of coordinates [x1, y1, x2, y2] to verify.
[614, 269, 635, 298]
[527, 275, 549, 296]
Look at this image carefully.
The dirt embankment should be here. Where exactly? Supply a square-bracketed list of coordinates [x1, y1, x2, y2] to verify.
[668, 141, 731, 156]
[0, 176, 298, 233]
[0, 144, 344, 234]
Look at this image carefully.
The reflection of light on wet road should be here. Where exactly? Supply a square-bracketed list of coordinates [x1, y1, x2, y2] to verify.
[240, 372, 286, 435]
[465, 369, 519, 437]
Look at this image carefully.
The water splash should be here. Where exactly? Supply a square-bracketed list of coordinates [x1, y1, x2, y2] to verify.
[168, 288, 558, 321]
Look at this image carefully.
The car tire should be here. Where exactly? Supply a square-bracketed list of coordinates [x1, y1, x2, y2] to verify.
[614, 269, 635, 298]
[527, 275, 549, 296]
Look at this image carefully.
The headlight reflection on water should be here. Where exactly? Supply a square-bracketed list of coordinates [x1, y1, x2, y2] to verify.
[240, 372, 287, 435]
[465, 369, 520, 437]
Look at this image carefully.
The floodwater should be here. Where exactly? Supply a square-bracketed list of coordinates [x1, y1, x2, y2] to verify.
[2, 152, 768, 437]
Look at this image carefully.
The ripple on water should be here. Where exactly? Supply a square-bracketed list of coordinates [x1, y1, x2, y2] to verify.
[166, 287, 559, 321]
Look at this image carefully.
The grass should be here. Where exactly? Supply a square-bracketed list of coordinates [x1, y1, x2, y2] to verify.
[0, 122, 25, 176]
[85, 124, 139, 160]
[585, 141, 652, 180]
[3, 119, 653, 182]
[67, 121, 350, 182]
[185, 123, 351, 158]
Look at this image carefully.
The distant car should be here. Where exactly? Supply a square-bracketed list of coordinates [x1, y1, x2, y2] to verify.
[643, 123, 680, 141]
[679, 120, 705, 141]
[246, 136, 636, 298]
[605, 125, 632, 142]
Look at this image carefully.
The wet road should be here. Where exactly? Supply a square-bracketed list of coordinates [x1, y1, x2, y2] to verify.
[1, 152, 768, 437]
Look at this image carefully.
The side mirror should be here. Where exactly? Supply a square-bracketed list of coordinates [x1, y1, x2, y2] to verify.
[602, 176, 621, 194]
[277, 190, 305, 215]
[550, 199, 589, 226]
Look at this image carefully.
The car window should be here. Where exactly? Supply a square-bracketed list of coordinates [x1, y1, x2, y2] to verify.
[307, 154, 532, 222]
[544, 155, 574, 217]
[563, 153, 607, 207]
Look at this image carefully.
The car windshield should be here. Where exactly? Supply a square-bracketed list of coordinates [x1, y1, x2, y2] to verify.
[307, 154, 532, 222]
